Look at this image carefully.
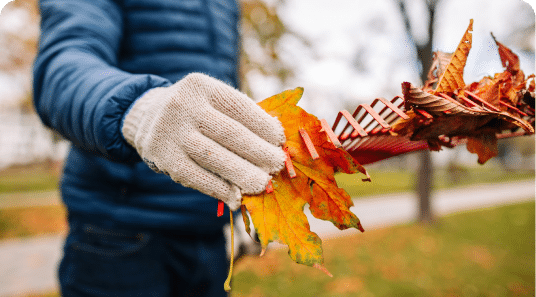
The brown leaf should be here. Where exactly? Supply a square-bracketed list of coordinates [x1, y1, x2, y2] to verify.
[424, 51, 453, 90]
[491, 32, 520, 75]
[403, 82, 482, 116]
[528, 74, 535, 93]
[393, 83, 534, 163]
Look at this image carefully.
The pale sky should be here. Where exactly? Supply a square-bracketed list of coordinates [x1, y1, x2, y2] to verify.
[248, 0, 536, 122]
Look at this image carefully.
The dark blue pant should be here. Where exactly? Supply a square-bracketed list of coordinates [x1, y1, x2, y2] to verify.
[59, 217, 229, 297]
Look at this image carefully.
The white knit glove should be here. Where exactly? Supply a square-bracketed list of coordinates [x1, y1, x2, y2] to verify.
[122, 73, 286, 211]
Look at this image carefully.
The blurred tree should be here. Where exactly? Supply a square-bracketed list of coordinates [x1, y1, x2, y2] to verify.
[0, 0, 39, 112]
[239, 0, 310, 97]
[1, 0, 300, 109]
[397, 0, 438, 223]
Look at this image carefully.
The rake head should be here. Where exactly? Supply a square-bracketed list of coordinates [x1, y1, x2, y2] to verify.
[259, 90, 535, 199]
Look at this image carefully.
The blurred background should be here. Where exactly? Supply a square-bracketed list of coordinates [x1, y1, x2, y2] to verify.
[0, 0, 533, 296]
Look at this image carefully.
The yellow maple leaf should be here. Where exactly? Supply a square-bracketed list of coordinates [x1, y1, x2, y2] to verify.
[241, 87, 369, 273]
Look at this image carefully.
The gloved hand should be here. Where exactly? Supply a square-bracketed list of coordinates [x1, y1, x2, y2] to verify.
[122, 73, 286, 211]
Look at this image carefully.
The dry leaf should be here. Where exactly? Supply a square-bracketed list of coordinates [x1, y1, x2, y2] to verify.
[392, 20, 534, 164]
[424, 51, 453, 90]
[466, 134, 498, 164]
[435, 19, 473, 94]
[472, 78, 501, 108]
[491, 32, 520, 75]
[393, 82, 533, 161]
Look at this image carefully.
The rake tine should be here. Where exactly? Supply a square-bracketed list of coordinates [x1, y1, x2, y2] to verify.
[391, 96, 405, 108]
[320, 119, 342, 148]
[377, 97, 409, 119]
[499, 100, 528, 116]
[455, 94, 480, 108]
[339, 132, 351, 141]
[333, 112, 355, 140]
[348, 134, 385, 151]
[464, 90, 501, 112]
[332, 112, 344, 132]
[384, 111, 403, 125]
[334, 95, 426, 156]
[283, 148, 296, 178]
[355, 104, 392, 131]
[372, 100, 399, 122]
[299, 128, 319, 160]
[265, 180, 274, 193]
[338, 110, 368, 138]
[415, 109, 433, 119]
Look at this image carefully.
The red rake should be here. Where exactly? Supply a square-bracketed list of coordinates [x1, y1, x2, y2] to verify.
[329, 96, 429, 165]
[224, 91, 535, 215]
[327, 93, 534, 166]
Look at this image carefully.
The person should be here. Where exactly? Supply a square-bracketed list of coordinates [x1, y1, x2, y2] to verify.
[32, 0, 286, 296]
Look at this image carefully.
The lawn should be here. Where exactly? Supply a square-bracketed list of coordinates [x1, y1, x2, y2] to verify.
[0, 161, 532, 240]
[0, 161, 532, 198]
[26, 201, 534, 297]
[0, 162, 60, 193]
[336, 164, 534, 198]
[230, 201, 535, 297]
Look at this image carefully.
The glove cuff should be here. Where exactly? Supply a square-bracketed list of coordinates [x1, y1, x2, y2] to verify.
[121, 89, 157, 147]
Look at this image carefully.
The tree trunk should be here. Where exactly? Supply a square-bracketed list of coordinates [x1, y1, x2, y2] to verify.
[398, 0, 437, 222]
[416, 2, 436, 223]
[417, 150, 433, 222]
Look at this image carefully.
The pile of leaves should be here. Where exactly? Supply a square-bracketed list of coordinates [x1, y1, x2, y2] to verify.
[392, 19, 535, 164]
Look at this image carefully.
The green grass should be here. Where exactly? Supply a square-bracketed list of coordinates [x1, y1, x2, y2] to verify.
[0, 161, 532, 198]
[27, 202, 535, 297]
[231, 201, 535, 297]
[0, 162, 60, 193]
[336, 165, 534, 198]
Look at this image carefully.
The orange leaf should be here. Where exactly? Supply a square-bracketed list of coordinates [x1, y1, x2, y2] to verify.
[528, 74, 535, 93]
[242, 88, 368, 269]
[466, 133, 498, 164]
[473, 78, 501, 108]
[435, 19, 473, 94]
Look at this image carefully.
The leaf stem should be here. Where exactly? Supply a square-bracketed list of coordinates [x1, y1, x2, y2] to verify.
[224, 211, 234, 292]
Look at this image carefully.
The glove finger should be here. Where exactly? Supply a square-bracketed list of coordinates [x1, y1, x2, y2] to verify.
[198, 109, 285, 174]
[208, 80, 286, 146]
[184, 132, 273, 195]
[167, 155, 242, 211]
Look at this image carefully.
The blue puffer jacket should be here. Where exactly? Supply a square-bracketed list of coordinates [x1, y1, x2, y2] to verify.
[33, 0, 240, 233]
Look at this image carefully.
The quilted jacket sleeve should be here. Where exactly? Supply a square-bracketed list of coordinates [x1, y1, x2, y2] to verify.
[33, 0, 171, 162]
